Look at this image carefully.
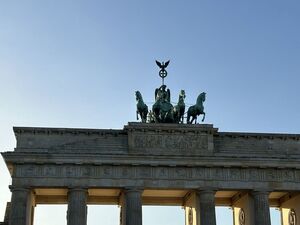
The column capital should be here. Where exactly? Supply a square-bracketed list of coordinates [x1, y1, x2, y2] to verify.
[67, 187, 88, 193]
[196, 189, 217, 195]
[251, 190, 271, 196]
[123, 187, 144, 194]
[9, 185, 32, 192]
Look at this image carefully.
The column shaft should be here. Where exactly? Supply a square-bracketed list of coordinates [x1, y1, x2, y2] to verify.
[9, 188, 34, 225]
[67, 188, 88, 225]
[197, 190, 216, 225]
[123, 189, 143, 225]
[252, 191, 271, 225]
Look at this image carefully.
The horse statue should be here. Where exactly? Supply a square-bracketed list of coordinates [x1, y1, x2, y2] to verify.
[173, 90, 186, 123]
[187, 92, 206, 124]
[135, 91, 148, 123]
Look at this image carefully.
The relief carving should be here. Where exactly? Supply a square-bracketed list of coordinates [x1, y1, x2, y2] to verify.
[44, 166, 56, 176]
[65, 166, 77, 177]
[156, 168, 169, 178]
[192, 168, 206, 179]
[15, 164, 300, 185]
[283, 170, 295, 181]
[137, 167, 152, 178]
[132, 134, 209, 154]
[102, 166, 113, 177]
[175, 168, 187, 178]
[118, 167, 132, 177]
[229, 169, 241, 180]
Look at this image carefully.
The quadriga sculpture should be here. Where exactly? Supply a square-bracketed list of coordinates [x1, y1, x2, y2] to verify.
[187, 92, 206, 124]
[135, 91, 148, 123]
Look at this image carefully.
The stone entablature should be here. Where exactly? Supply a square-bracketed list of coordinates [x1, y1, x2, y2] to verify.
[10, 164, 300, 191]
[11, 123, 300, 158]
[2, 123, 300, 225]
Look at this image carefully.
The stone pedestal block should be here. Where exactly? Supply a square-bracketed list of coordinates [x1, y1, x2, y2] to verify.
[67, 188, 88, 225]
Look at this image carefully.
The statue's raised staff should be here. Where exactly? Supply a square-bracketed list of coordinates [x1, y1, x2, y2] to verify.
[187, 92, 206, 124]
[135, 91, 148, 123]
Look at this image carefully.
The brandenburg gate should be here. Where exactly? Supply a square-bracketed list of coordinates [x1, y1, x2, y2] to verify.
[1, 123, 300, 225]
[1, 62, 300, 225]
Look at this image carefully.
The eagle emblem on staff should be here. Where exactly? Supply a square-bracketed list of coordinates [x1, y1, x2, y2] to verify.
[156, 60, 170, 83]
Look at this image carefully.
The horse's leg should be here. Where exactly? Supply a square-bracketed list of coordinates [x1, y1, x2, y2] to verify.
[141, 112, 144, 123]
[144, 110, 148, 122]
[187, 114, 190, 124]
[190, 116, 194, 124]
[136, 111, 139, 120]
[202, 112, 206, 122]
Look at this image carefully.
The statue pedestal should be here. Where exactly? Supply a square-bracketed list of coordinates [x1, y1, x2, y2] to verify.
[125, 122, 218, 156]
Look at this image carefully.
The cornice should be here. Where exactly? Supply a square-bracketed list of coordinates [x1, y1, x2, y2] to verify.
[124, 122, 218, 134]
[216, 132, 300, 140]
[13, 127, 126, 136]
[2, 152, 300, 169]
[13, 125, 300, 140]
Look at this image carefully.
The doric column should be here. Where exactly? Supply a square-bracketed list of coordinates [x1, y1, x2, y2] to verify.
[9, 186, 35, 225]
[196, 190, 216, 225]
[67, 188, 88, 225]
[251, 191, 271, 225]
[122, 188, 143, 225]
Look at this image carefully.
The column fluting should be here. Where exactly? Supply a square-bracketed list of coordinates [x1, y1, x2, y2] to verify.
[251, 191, 271, 225]
[67, 188, 88, 225]
[123, 188, 143, 225]
[196, 190, 216, 225]
[9, 186, 34, 225]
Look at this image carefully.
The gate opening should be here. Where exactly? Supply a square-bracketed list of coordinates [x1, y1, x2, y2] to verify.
[270, 208, 281, 225]
[87, 205, 119, 225]
[143, 206, 184, 225]
[34, 204, 67, 225]
[216, 206, 233, 225]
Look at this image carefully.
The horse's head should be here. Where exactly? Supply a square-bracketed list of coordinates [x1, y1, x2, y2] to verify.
[179, 90, 186, 98]
[135, 91, 143, 101]
[178, 90, 186, 103]
[196, 92, 206, 104]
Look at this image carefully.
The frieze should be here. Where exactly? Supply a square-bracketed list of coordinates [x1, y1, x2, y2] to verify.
[14, 164, 300, 184]
[128, 133, 212, 155]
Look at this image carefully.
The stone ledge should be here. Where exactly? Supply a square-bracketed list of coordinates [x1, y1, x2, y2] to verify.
[217, 132, 300, 140]
[125, 122, 218, 134]
[13, 126, 126, 136]
[3, 152, 300, 169]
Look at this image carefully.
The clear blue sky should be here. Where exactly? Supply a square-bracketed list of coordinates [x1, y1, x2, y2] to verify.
[0, 1, 299, 224]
